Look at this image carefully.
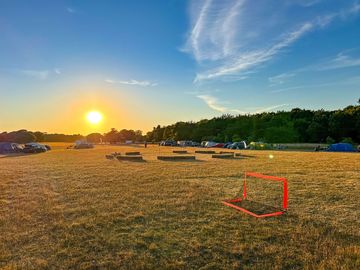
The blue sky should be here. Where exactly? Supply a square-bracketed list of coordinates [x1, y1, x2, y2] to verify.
[0, 0, 360, 133]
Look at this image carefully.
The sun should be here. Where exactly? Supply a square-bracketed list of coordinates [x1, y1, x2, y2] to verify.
[86, 111, 103, 124]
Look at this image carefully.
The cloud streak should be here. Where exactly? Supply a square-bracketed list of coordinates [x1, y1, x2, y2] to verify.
[197, 95, 228, 112]
[316, 51, 360, 70]
[184, 1, 360, 83]
[105, 79, 157, 87]
[67, 7, 76, 13]
[197, 94, 289, 114]
[20, 69, 50, 80]
[268, 73, 295, 86]
[270, 49, 360, 82]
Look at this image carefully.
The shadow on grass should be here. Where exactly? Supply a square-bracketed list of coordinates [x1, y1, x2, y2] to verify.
[225, 199, 284, 216]
[237, 154, 256, 158]
[0, 153, 33, 158]
[157, 159, 204, 163]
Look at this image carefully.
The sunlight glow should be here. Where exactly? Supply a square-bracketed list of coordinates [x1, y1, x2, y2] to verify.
[86, 111, 103, 124]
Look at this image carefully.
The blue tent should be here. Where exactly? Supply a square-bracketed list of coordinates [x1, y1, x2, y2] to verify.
[328, 143, 355, 152]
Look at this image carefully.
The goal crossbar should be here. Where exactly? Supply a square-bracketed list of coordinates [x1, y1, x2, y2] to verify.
[222, 172, 288, 218]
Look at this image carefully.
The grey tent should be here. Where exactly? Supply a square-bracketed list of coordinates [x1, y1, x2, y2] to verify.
[0, 142, 22, 154]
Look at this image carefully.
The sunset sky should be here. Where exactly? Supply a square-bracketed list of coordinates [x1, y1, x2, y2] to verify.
[1, 0, 360, 135]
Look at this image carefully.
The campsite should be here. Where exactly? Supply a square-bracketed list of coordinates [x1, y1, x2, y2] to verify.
[2, 1, 360, 269]
[0, 143, 359, 269]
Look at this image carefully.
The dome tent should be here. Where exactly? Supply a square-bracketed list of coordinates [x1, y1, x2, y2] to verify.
[248, 142, 273, 150]
[328, 143, 355, 152]
[0, 142, 22, 154]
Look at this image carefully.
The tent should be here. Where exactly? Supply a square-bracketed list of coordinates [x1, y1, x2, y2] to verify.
[328, 143, 355, 152]
[0, 142, 22, 154]
[248, 142, 273, 150]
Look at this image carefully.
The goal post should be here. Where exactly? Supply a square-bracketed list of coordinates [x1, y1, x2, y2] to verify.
[222, 172, 288, 218]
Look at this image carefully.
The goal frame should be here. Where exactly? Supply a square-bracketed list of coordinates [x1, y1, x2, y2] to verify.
[222, 172, 288, 218]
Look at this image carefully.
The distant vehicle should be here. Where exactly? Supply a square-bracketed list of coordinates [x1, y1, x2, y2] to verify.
[204, 141, 217, 148]
[223, 142, 232, 148]
[0, 142, 23, 154]
[74, 142, 94, 149]
[191, 141, 201, 147]
[44, 145, 51, 150]
[228, 141, 247, 149]
[23, 143, 47, 153]
[212, 143, 225, 148]
[177, 141, 193, 147]
[159, 140, 177, 146]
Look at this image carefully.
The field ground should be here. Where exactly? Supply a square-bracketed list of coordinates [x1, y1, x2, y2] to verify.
[0, 143, 359, 269]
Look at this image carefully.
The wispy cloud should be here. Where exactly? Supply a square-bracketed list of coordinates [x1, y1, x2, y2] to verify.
[316, 51, 360, 70]
[293, 0, 323, 7]
[184, 1, 360, 83]
[67, 7, 76, 13]
[54, 68, 61, 75]
[105, 79, 157, 87]
[271, 48, 360, 81]
[194, 22, 313, 82]
[197, 94, 289, 114]
[269, 73, 295, 86]
[197, 95, 228, 112]
[20, 69, 50, 80]
[270, 83, 334, 93]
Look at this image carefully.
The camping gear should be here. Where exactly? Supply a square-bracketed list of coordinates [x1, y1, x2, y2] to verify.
[327, 143, 355, 152]
[0, 142, 23, 154]
[248, 142, 272, 150]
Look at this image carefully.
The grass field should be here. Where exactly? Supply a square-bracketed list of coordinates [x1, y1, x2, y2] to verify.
[1, 143, 359, 269]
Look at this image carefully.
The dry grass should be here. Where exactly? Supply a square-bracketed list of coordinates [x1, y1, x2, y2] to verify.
[0, 143, 359, 269]
[157, 155, 196, 161]
[212, 153, 234, 159]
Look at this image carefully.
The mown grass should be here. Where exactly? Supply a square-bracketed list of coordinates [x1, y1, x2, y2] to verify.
[0, 143, 359, 269]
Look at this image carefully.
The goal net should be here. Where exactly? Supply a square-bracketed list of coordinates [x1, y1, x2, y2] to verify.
[222, 172, 288, 218]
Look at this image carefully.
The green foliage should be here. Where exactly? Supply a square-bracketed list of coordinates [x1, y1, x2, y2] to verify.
[232, 134, 242, 142]
[0, 130, 37, 143]
[341, 137, 354, 145]
[86, 133, 103, 143]
[326, 136, 335, 144]
[146, 103, 360, 144]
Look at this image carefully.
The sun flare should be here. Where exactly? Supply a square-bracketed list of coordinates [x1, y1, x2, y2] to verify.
[86, 111, 103, 124]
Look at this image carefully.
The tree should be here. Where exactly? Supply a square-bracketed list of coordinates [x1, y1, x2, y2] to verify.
[7, 130, 36, 143]
[104, 128, 119, 144]
[33, 131, 45, 142]
[86, 133, 103, 143]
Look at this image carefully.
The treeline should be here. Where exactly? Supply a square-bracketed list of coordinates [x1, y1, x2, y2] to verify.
[0, 130, 84, 144]
[146, 102, 360, 144]
[0, 129, 145, 144]
[2, 101, 359, 144]
[86, 129, 144, 144]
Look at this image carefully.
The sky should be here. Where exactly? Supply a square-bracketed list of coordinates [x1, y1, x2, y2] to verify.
[0, 0, 360, 135]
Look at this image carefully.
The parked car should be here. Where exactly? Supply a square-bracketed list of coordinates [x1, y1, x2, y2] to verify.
[44, 145, 51, 150]
[204, 141, 217, 148]
[177, 141, 193, 147]
[212, 143, 225, 148]
[23, 143, 47, 153]
[223, 142, 232, 148]
[160, 140, 177, 146]
[228, 141, 247, 149]
[191, 141, 201, 147]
